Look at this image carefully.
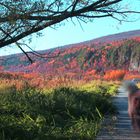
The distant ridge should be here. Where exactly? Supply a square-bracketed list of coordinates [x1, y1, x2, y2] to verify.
[0, 29, 140, 75]
[1, 29, 140, 57]
[92, 29, 140, 42]
[56, 29, 140, 49]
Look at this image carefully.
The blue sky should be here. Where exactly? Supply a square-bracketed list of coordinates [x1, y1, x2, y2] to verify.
[0, 0, 140, 56]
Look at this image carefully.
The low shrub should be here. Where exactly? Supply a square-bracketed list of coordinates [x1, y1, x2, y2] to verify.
[0, 84, 117, 140]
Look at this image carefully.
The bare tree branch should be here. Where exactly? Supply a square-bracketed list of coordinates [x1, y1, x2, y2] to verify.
[18, 43, 61, 59]
[0, 0, 139, 52]
[0, 27, 33, 63]
[72, 0, 80, 12]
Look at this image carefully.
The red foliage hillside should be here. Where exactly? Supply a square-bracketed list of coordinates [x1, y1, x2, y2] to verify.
[0, 30, 140, 81]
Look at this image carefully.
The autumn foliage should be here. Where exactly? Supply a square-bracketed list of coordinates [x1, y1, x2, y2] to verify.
[0, 37, 139, 87]
[104, 70, 127, 80]
[124, 73, 140, 80]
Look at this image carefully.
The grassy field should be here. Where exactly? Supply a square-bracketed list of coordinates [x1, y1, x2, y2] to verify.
[0, 80, 119, 140]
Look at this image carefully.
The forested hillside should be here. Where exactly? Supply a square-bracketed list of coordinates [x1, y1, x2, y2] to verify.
[0, 30, 140, 81]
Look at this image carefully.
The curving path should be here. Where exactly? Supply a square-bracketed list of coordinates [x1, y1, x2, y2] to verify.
[96, 87, 140, 140]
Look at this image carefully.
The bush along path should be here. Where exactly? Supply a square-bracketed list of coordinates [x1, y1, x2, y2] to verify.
[0, 83, 118, 140]
[96, 87, 140, 140]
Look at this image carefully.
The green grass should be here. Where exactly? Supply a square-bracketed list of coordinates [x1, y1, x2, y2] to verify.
[80, 80, 119, 96]
[0, 82, 118, 140]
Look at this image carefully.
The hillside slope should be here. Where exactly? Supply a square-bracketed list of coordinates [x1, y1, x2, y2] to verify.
[0, 30, 140, 80]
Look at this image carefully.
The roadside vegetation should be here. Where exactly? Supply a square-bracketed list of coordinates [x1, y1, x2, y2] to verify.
[0, 77, 119, 140]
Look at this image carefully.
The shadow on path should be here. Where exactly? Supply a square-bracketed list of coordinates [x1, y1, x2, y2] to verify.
[96, 87, 140, 140]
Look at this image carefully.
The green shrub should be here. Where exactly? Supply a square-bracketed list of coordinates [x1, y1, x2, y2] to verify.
[0, 85, 117, 140]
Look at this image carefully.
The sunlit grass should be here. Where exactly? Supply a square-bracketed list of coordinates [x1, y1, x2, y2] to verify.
[137, 83, 140, 88]
[79, 80, 120, 96]
[0, 79, 119, 140]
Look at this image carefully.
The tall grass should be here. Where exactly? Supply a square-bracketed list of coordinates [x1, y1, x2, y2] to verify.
[0, 81, 118, 140]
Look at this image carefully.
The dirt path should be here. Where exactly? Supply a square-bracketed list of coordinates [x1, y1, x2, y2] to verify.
[96, 87, 140, 140]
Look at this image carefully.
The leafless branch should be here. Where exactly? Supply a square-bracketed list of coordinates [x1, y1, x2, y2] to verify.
[0, 0, 139, 55]
[18, 43, 61, 59]
[0, 27, 33, 63]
